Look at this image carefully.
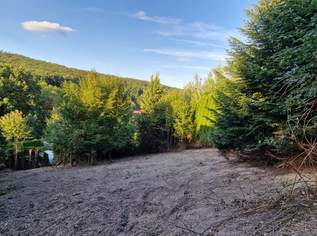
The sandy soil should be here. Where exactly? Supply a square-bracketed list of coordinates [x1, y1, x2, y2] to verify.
[0, 148, 316, 236]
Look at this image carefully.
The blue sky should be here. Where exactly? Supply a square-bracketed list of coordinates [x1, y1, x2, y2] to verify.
[1, 0, 256, 88]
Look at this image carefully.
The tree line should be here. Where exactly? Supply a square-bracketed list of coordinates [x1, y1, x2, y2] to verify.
[0, 64, 217, 168]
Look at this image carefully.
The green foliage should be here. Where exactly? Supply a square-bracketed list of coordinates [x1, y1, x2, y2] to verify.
[210, 0, 317, 154]
[0, 65, 53, 137]
[0, 66, 39, 115]
[194, 78, 216, 130]
[137, 75, 173, 152]
[187, 74, 218, 145]
[136, 73, 219, 148]
[46, 73, 137, 164]
[0, 110, 31, 144]
[0, 51, 153, 92]
[139, 74, 166, 113]
[167, 89, 196, 143]
[209, 68, 254, 149]
[0, 53, 180, 166]
[4, 0, 316, 166]
[0, 110, 32, 168]
[0, 52, 177, 167]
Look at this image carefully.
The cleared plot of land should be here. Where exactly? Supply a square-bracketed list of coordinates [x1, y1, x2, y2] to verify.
[0, 149, 316, 235]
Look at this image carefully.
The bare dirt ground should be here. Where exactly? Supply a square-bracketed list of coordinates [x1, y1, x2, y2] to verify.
[0, 148, 317, 236]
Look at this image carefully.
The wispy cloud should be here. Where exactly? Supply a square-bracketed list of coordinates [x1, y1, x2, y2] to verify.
[158, 22, 235, 42]
[21, 21, 74, 33]
[132, 11, 238, 42]
[170, 38, 226, 49]
[144, 48, 226, 62]
[132, 11, 181, 25]
[131, 11, 233, 81]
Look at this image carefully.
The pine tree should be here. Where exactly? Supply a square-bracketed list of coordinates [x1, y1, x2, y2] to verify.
[139, 73, 164, 113]
[212, 0, 317, 155]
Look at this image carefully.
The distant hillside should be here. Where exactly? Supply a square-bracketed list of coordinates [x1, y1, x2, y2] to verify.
[0, 51, 149, 89]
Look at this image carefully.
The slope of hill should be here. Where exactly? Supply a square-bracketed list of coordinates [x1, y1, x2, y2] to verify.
[0, 51, 149, 89]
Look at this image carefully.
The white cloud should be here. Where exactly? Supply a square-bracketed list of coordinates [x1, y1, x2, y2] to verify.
[132, 11, 238, 42]
[171, 38, 226, 49]
[144, 48, 227, 61]
[21, 21, 74, 33]
[157, 22, 238, 42]
[132, 11, 181, 24]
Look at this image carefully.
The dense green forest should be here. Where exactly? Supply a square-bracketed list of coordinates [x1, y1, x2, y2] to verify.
[0, 52, 150, 90]
[0, 52, 213, 168]
[0, 0, 316, 169]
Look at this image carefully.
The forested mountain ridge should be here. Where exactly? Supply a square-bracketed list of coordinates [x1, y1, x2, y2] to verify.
[0, 51, 150, 89]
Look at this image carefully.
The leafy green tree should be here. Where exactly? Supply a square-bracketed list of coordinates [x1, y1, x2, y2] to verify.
[0, 66, 39, 115]
[0, 110, 31, 169]
[46, 73, 137, 164]
[0, 65, 51, 137]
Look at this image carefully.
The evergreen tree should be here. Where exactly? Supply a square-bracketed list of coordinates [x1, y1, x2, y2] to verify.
[137, 74, 173, 152]
[139, 73, 165, 113]
[212, 0, 317, 156]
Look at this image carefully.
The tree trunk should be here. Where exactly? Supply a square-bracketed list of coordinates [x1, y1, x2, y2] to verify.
[70, 154, 73, 166]
[89, 151, 93, 165]
[14, 144, 19, 170]
[35, 150, 39, 168]
[108, 152, 112, 163]
[29, 149, 33, 168]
